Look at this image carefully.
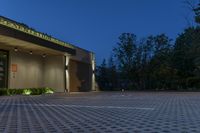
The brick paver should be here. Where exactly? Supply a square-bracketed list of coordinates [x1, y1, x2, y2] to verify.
[0, 92, 200, 133]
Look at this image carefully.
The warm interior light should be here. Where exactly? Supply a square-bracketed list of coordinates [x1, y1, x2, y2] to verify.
[30, 51, 33, 54]
[14, 47, 18, 52]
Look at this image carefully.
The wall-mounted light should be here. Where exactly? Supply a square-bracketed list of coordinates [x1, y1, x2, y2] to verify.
[14, 47, 18, 52]
[93, 70, 95, 74]
[29, 51, 33, 55]
[42, 54, 46, 58]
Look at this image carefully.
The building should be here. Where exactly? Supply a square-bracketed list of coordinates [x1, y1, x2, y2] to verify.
[0, 16, 95, 92]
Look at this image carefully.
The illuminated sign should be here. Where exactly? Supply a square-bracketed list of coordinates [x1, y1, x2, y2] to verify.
[0, 17, 74, 49]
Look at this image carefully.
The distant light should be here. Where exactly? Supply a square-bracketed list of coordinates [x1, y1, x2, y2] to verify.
[30, 51, 33, 55]
[14, 47, 18, 52]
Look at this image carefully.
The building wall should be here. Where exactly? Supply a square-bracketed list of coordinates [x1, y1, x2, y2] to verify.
[43, 55, 65, 92]
[69, 47, 95, 92]
[69, 59, 92, 92]
[70, 47, 92, 64]
[5, 46, 94, 92]
[8, 51, 65, 92]
[9, 51, 44, 88]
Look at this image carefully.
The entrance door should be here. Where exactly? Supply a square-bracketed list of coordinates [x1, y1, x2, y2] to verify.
[0, 51, 8, 88]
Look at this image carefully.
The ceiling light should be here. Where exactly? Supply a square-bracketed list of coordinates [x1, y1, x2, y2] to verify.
[14, 47, 18, 52]
[42, 54, 46, 58]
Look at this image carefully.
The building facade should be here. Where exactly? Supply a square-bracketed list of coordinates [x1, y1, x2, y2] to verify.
[0, 16, 95, 92]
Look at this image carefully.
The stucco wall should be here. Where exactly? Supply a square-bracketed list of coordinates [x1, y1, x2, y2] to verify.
[69, 59, 92, 92]
[9, 51, 44, 88]
[9, 51, 65, 92]
[69, 47, 95, 92]
[43, 55, 65, 92]
[70, 47, 93, 64]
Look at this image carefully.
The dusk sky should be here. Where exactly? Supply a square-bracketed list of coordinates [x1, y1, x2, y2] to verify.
[0, 0, 197, 64]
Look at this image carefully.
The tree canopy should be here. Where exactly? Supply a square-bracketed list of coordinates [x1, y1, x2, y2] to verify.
[96, 2, 200, 91]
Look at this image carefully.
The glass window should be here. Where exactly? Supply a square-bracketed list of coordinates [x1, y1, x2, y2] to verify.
[0, 51, 8, 88]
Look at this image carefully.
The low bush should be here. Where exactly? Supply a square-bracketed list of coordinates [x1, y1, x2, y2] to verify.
[0, 87, 54, 96]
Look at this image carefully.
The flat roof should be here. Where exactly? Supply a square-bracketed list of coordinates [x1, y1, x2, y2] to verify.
[0, 16, 95, 55]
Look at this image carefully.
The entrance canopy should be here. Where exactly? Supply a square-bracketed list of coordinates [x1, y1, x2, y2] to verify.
[0, 16, 76, 56]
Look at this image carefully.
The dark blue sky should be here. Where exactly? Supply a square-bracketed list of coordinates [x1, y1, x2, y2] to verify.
[0, 0, 197, 64]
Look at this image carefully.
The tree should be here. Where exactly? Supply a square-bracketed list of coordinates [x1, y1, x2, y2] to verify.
[172, 27, 200, 89]
[107, 55, 118, 90]
[113, 33, 137, 89]
[145, 34, 173, 90]
[194, 3, 200, 24]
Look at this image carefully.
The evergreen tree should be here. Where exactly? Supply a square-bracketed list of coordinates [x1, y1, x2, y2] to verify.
[107, 56, 118, 90]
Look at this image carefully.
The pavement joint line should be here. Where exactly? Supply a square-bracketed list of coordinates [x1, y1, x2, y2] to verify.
[0, 103, 155, 110]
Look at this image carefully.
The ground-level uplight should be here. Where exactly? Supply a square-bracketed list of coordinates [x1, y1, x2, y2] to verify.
[23, 89, 31, 95]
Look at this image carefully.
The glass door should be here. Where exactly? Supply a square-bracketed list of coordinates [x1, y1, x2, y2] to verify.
[0, 51, 8, 88]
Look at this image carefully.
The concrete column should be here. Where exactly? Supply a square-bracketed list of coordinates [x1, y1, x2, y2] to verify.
[65, 55, 70, 92]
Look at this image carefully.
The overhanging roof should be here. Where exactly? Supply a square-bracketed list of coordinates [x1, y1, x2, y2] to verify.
[0, 16, 76, 55]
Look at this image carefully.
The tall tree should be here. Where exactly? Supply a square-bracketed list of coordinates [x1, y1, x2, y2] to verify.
[146, 34, 173, 90]
[107, 55, 118, 90]
[194, 3, 200, 24]
[113, 33, 137, 86]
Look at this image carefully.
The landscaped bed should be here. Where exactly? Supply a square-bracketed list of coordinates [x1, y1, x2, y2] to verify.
[0, 87, 54, 96]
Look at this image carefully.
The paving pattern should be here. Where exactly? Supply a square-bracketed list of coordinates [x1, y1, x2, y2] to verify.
[0, 92, 200, 133]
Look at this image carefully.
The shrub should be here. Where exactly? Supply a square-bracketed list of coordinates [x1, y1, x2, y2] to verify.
[30, 88, 42, 95]
[22, 89, 32, 95]
[0, 87, 54, 96]
[187, 77, 200, 90]
[45, 87, 54, 94]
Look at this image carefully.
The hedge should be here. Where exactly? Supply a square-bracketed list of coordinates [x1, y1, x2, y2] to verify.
[0, 87, 54, 96]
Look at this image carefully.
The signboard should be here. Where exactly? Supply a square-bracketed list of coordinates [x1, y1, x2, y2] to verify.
[12, 64, 17, 72]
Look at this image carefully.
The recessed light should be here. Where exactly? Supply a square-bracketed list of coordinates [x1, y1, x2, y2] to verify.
[42, 54, 46, 58]
[14, 47, 18, 52]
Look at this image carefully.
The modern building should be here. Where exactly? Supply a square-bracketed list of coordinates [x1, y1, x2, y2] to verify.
[0, 16, 95, 92]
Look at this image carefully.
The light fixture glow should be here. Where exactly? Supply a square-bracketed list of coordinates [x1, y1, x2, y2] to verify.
[42, 54, 46, 58]
[30, 51, 33, 54]
[14, 47, 18, 52]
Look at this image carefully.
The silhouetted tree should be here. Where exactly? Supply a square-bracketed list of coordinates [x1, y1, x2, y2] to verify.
[113, 33, 138, 89]
[194, 3, 200, 24]
[96, 2, 200, 91]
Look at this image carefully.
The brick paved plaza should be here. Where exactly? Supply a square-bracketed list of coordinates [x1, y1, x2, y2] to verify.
[0, 92, 200, 133]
